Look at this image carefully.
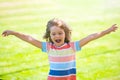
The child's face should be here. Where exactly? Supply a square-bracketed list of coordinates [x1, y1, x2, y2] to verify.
[50, 26, 65, 47]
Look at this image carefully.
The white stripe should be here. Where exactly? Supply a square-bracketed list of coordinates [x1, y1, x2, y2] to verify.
[49, 60, 75, 64]
[48, 53, 75, 57]
[48, 47, 75, 56]
[50, 67, 76, 70]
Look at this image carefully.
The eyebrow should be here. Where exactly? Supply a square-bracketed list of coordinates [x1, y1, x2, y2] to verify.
[51, 30, 63, 33]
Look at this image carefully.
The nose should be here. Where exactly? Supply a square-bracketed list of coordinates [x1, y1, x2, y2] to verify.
[55, 34, 60, 37]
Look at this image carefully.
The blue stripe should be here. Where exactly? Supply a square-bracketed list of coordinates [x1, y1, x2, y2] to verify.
[42, 42, 47, 52]
[49, 68, 76, 76]
[50, 61, 76, 70]
[75, 41, 81, 51]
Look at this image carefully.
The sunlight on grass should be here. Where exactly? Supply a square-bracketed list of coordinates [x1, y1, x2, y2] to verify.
[0, 0, 120, 80]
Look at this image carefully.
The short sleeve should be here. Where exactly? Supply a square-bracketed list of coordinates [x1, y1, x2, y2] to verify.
[41, 42, 47, 52]
[74, 41, 81, 51]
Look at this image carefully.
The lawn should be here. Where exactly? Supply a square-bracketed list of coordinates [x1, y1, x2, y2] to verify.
[0, 0, 120, 80]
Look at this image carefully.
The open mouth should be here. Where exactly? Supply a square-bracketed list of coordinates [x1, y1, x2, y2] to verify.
[55, 39, 61, 43]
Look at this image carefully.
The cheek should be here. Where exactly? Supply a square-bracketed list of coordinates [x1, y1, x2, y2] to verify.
[61, 34, 65, 40]
[50, 35, 54, 40]
[63, 33, 66, 38]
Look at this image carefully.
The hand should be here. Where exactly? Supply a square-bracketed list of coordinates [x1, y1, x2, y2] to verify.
[108, 24, 118, 32]
[2, 30, 14, 37]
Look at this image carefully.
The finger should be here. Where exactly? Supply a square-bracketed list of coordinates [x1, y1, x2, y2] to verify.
[114, 26, 118, 30]
[2, 31, 6, 35]
[2, 34, 6, 37]
[2, 32, 7, 37]
[113, 27, 118, 31]
[112, 24, 117, 27]
[2, 33, 5, 36]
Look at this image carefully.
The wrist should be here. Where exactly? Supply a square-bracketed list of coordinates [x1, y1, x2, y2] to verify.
[10, 31, 17, 35]
[102, 29, 111, 35]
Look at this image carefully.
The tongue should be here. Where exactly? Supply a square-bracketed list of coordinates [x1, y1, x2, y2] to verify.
[56, 39, 61, 43]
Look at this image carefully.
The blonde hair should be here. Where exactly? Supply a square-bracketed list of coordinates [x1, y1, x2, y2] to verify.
[43, 18, 71, 43]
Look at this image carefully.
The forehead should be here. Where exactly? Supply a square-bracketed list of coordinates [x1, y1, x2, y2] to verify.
[50, 26, 64, 32]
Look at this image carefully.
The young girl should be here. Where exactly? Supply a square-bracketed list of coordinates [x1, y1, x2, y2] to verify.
[2, 18, 118, 80]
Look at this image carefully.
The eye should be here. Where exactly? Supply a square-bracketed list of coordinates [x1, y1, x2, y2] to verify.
[59, 32, 62, 35]
[52, 33, 56, 36]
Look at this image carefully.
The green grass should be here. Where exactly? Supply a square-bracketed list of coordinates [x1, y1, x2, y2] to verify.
[0, 0, 120, 80]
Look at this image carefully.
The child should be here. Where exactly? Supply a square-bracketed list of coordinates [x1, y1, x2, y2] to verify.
[2, 18, 118, 80]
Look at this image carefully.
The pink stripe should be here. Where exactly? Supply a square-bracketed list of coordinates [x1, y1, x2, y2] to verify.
[49, 54, 75, 62]
[47, 43, 51, 51]
[70, 42, 76, 51]
[51, 44, 70, 50]
[48, 75, 76, 80]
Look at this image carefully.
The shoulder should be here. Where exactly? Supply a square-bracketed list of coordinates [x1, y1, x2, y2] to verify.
[69, 41, 81, 51]
[41, 42, 52, 52]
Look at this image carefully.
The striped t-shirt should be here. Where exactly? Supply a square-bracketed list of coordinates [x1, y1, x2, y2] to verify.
[42, 41, 81, 80]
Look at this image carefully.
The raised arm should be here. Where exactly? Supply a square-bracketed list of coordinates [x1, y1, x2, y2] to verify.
[2, 30, 42, 49]
[80, 24, 118, 47]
